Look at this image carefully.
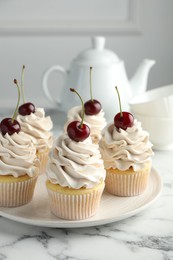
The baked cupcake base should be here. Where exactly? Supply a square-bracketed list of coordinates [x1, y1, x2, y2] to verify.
[105, 162, 151, 197]
[0, 173, 38, 207]
[46, 180, 105, 220]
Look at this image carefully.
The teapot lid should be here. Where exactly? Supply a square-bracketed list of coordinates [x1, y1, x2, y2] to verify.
[73, 36, 120, 65]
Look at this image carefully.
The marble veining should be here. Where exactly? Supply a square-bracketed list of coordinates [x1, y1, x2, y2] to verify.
[0, 109, 173, 260]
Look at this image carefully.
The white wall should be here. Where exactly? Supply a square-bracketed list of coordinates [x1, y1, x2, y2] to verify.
[0, 0, 173, 108]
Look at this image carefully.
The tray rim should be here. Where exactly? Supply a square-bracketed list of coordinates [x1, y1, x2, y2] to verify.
[0, 167, 162, 228]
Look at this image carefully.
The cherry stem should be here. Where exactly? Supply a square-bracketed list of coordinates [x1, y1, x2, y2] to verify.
[12, 79, 20, 123]
[21, 65, 26, 103]
[70, 88, 85, 128]
[115, 86, 123, 117]
[90, 66, 93, 102]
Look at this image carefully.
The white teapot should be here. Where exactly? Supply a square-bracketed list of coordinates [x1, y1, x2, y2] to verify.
[42, 36, 155, 121]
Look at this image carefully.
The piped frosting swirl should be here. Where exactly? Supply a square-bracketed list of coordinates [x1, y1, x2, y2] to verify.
[0, 132, 38, 177]
[47, 133, 106, 189]
[17, 108, 53, 152]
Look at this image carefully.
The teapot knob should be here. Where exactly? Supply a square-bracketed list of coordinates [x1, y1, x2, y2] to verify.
[92, 36, 105, 50]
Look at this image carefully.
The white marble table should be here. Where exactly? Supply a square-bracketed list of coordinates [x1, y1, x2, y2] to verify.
[0, 109, 173, 260]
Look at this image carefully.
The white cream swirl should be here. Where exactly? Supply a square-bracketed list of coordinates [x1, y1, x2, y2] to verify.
[17, 108, 53, 152]
[99, 119, 153, 171]
[47, 133, 106, 189]
[64, 106, 107, 144]
[0, 132, 38, 177]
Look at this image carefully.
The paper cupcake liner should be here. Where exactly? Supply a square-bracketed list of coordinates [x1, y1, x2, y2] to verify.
[37, 149, 49, 175]
[0, 175, 38, 207]
[47, 183, 105, 220]
[106, 167, 150, 197]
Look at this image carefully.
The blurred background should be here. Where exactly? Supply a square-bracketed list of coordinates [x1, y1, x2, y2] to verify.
[0, 0, 173, 109]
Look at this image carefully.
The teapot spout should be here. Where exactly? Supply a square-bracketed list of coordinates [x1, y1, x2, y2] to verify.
[130, 59, 155, 96]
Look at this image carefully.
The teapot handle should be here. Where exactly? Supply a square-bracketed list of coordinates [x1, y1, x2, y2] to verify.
[42, 65, 66, 108]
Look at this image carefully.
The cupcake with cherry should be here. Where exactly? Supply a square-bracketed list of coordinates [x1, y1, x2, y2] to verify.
[16, 65, 53, 174]
[99, 87, 153, 196]
[0, 79, 39, 207]
[65, 67, 106, 144]
[46, 88, 105, 220]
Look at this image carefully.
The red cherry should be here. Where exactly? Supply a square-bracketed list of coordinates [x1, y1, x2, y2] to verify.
[84, 99, 102, 115]
[18, 65, 35, 116]
[84, 67, 102, 116]
[67, 121, 90, 142]
[114, 112, 134, 130]
[0, 118, 21, 136]
[114, 86, 134, 130]
[0, 79, 21, 136]
[69, 88, 91, 141]
[18, 102, 35, 116]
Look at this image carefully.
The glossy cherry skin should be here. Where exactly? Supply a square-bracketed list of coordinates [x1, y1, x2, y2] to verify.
[67, 121, 90, 142]
[18, 102, 35, 116]
[84, 99, 102, 115]
[0, 118, 21, 136]
[114, 112, 134, 130]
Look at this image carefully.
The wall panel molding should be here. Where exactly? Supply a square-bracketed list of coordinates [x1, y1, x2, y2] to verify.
[0, 0, 141, 35]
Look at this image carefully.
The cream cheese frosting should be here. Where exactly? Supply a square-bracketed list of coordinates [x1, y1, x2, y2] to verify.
[17, 108, 53, 152]
[99, 119, 153, 171]
[46, 133, 106, 189]
[0, 132, 38, 177]
[64, 106, 106, 144]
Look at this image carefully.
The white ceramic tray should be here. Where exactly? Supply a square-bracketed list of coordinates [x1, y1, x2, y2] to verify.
[0, 167, 162, 228]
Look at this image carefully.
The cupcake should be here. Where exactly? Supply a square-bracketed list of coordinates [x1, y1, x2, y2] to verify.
[16, 65, 53, 174]
[65, 67, 106, 144]
[99, 87, 153, 196]
[0, 79, 39, 207]
[0, 131, 39, 207]
[46, 88, 106, 220]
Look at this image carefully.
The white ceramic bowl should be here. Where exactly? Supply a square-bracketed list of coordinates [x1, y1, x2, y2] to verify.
[129, 84, 173, 117]
[133, 112, 173, 151]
